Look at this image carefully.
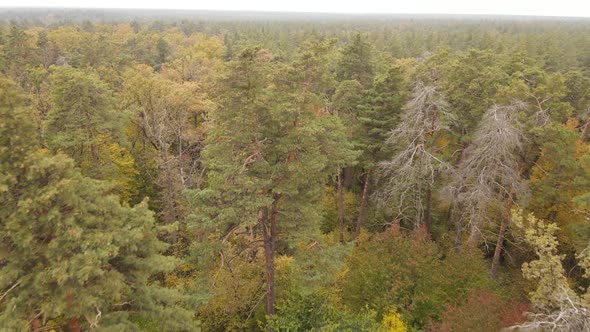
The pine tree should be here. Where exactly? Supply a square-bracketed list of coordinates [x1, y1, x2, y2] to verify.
[44, 66, 120, 162]
[336, 33, 374, 88]
[528, 122, 590, 251]
[199, 46, 355, 319]
[451, 103, 526, 277]
[377, 83, 453, 233]
[353, 65, 406, 237]
[0, 77, 193, 331]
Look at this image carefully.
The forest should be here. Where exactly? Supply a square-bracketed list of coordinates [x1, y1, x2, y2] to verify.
[2, 8, 590, 331]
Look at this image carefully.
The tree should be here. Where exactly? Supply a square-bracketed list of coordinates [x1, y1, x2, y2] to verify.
[44, 66, 139, 202]
[198, 46, 353, 319]
[332, 79, 363, 241]
[25, 65, 51, 146]
[377, 83, 453, 233]
[528, 122, 590, 251]
[353, 64, 406, 238]
[337, 33, 374, 87]
[340, 224, 495, 329]
[162, 33, 225, 88]
[511, 210, 590, 332]
[44, 66, 120, 165]
[0, 77, 193, 331]
[451, 103, 526, 277]
[5, 24, 37, 85]
[122, 64, 207, 242]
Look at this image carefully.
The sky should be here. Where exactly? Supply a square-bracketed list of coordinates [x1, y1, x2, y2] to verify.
[1, 0, 590, 18]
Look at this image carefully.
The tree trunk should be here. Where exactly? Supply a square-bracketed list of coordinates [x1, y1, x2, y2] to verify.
[161, 146, 178, 243]
[490, 213, 508, 278]
[446, 198, 455, 231]
[29, 313, 41, 331]
[424, 184, 432, 235]
[68, 317, 81, 332]
[343, 167, 352, 188]
[261, 207, 275, 317]
[454, 201, 464, 251]
[262, 193, 281, 319]
[337, 171, 345, 243]
[491, 192, 514, 278]
[354, 170, 371, 239]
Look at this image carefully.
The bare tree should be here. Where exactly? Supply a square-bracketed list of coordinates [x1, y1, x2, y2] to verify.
[451, 102, 527, 276]
[377, 82, 453, 232]
[510, 287, 590, 332]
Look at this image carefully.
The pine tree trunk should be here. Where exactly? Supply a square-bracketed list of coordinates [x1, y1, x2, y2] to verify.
[261, 207, 275, 317]
[424, 184, 432, 235]
[454, 201, 464, 251]
[30, 313, 41, 331]
[337, 171, 345, 243]
[446, 198, 455, 231]
[491, 192, 514, 278]
[354, 170, 371, 239]
[343, 167, 352, 188]
[68, 317, 81, 332]
[262, 193, 281, 319]
[491, 213, 508, 278]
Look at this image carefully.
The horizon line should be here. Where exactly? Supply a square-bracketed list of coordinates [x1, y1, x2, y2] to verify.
[1, 7, 590, 19]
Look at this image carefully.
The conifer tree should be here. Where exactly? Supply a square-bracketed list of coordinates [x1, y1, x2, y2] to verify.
[378, 83, 453, 233]
[336, 33, 374, 88]
[199, 46, 355, 318]
[44, 66, 120, 161]
[0, 77, 193, 331]
[353, 65, 406, 237]
[451, 103, 526, 277]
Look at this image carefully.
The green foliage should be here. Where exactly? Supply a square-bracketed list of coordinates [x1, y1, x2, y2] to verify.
[3, 12, 590, 331]
[337, 33, 375, 87]
[528, 123, 590, 251]
[340, 225, 496, 328]
[265, 291, 382, 332]
[320, 186, 359, 234]
[0, 77, 194, 331]
[45, 66, 120, 158]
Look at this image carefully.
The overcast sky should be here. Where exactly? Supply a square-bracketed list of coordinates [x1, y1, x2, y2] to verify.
[2, 0, 590, 18]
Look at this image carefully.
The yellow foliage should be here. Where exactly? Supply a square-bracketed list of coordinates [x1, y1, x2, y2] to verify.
[48, 26, 83, 57]
[164, 263, 197, 288]
[566, 117, 579, 129]
[36, 148, 50, 155]
[162, 33, 226, 87]
[380, 309, 408, 332]
[80, 134, 139, 203]
[434, 134, 452, 155]
[575, 137, 590, 160]
[275, 255, 295, 271]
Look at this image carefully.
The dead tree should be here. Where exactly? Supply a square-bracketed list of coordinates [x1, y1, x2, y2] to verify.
[377, 82, 453, 232]
[451, 102, 527, 277]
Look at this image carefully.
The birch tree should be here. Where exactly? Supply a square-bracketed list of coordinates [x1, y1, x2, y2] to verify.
[121, 64, 208, 243]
